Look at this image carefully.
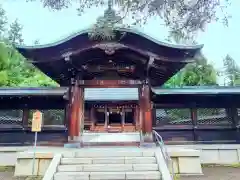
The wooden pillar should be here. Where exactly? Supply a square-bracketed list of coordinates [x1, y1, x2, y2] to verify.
[138, 87, 144, 133]
[64, 103, 69, 128]
[226, 107, 238, 128]
[22, 108, 29, 128]
[121, 108, 125, 131]
[134, 106, 140, 130]
[77, 86, 84, 137]
[143, 84, 153, 134]
[68, 79, 84, 140]
[104, 106, 108, 129]
[152, 107, 156, 128]
[134, 107, 137, 125]
[69, 83, 76, 140]
[191, 108, 198, 141]
[90, 106, 95, 131]
[69, 82, 78, 140]
[139, 83, 153, 141]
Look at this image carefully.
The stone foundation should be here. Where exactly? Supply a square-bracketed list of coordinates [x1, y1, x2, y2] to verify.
[14, 152, 54, 176]
[168, 148, 203, 175]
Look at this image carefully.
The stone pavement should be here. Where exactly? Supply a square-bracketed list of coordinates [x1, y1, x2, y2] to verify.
[180, 166, 240, 180]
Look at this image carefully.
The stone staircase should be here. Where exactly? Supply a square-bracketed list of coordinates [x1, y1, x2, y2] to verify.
[54, 148, 162, 180]
[81, 132, 141, 147]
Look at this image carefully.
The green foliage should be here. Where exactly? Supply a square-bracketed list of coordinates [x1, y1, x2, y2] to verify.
[0, 5, 58, 87]
[0, 166, 14, 172]
[223, 55, 240, 86]
[0, 5, 7, 36]
[27, 0, 230, 40]
[8, 19, 24, 45]
[88, 0, 122, 40]
[164, 54, 218, 87]
[0, 43, 58, 87]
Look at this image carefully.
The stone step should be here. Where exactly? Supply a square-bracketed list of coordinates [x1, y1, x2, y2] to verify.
[75, 151, 148, 157]
[63, 150, 155, 158]
[61, 157, 157, 165]
[58, 164, 159, 172]
[82, 142, 140, 147]
[54, 171, 161, 180]
[82, 132, 141, 144]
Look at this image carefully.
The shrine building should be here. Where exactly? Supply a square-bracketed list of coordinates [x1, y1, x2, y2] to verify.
[14, 28, 202, 143]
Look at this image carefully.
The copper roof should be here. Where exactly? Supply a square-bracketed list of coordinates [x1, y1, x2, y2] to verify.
[16, 28, 203, 86]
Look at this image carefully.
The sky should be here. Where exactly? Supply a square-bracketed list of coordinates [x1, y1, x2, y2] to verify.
[1, 0, 240, 76]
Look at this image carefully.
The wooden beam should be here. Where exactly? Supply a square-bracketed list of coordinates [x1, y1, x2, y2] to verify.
[78, 80, 142, 87]
[63, 42, 195, 63]
[147, 56, 155, 71]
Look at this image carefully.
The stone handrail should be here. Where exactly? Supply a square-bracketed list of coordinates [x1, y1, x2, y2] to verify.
[42, 154, 62, 180]
[153, 130, 174, 180]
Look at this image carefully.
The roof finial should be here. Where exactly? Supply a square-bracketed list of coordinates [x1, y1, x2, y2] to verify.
[88, 0, 122, 41]
[108, 0, 112, 9]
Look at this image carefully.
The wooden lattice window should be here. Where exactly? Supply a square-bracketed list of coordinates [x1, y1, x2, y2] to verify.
[196, 108, 232, 126]
[0, 110, 23, 126]
[28, 109, 65, 126]
[155, 108, 192, 126]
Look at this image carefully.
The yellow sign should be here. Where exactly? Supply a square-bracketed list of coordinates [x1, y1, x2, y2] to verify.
[31, 110, 42, 132]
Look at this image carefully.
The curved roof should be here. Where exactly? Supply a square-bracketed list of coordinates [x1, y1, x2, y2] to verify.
[17, 28, 203, 50]
[16, 28, 203, 86]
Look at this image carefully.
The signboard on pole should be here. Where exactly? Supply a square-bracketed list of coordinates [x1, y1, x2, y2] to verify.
[31, 110, 42, 175]
[31, 110, 42, 132]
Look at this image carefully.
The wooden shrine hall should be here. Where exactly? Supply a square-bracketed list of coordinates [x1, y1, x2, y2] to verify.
[16, 28, 203, 142]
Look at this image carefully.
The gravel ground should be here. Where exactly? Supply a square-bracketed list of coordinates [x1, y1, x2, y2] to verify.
[180, 166, 240, 180]
[0, 171, 14, 180]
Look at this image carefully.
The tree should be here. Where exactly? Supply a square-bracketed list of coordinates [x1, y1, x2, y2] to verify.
[164, 54, 217, 87]
[27, 0, 231, 40]
[0, 4, 57, 87]
[8, 19, 24, 45]
[222, 55, 240, 86]
[0, 5, 7, 38]
[33, 39, 40, 45]
[0, 42, 58, 87]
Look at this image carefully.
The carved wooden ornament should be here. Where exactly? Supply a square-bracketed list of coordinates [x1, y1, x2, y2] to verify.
[92, 43, 126, 55]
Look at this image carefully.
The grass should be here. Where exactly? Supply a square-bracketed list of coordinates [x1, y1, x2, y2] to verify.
[21, 176, 42, 180]
[0, 166, 42, 180]
[13, 177, 42, 180]
[0, 166, 14, 172]
[14, 176, 43, 180]
[174, 174, 180, 180]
